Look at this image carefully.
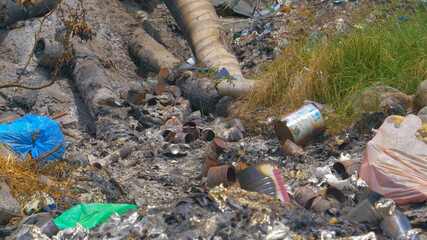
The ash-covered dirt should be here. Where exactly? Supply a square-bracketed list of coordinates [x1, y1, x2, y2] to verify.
[1, 0, 426, 239]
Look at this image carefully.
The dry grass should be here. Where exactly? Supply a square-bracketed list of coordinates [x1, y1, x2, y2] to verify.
[0, 145, 75, 215]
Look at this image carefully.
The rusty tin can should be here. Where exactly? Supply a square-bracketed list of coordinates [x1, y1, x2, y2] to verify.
[237, 161, 290, 202]
[311, 197, 333, 213]
[173, 132, 195, 143]
[333, 160, 361, 179]
[201, 158, 222, 177]
[207, 165, 237, 187]
[278, 139, 304, 158]
[200, 128, 216, 141]
[294, 186, 318, 209]
[274, 104, 326, 145]
[324, 187, 347, 205]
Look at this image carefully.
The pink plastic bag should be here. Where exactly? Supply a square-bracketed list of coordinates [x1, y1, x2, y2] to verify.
[360, 115, 427, 204]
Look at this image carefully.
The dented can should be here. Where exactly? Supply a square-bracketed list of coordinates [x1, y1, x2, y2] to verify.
[233, 162, 249, 173]
[35, 216, 60, 238]
[154, 82, 168, 95]
[274, 104, 326, 145]
[222, 126, 243, 142]
[228, 118, 245, 133]
[162, 129, 176, 143]
[237, 161, 290, 202]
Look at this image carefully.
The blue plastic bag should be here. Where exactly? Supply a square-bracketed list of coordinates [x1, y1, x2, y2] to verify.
[0, 114, 66, 162]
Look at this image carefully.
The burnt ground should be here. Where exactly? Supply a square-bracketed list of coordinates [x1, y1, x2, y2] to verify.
[0, 0, 426, 239]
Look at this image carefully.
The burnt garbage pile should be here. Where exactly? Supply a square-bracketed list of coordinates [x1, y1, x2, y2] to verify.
[1, 0, 427, 239]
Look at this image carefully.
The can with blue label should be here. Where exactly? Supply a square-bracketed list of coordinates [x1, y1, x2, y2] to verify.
[274, 104, 326, 145]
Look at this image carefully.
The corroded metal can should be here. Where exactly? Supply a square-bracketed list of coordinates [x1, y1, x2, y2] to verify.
[237, 161, 290, 202]
[207, 165, 237, 187]
[274, 104, 326, 145]
[278, 139, 304, 158]
[294, 186, 318, 209]
[201, 158, 222, 177]
[333, 160, 361, 179]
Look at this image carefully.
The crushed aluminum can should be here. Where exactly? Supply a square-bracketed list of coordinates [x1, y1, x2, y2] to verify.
[310, 197, 334, 213]
[228, 118, 245, 133]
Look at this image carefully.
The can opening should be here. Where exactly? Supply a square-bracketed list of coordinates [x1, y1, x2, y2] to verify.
[226, 167, 237, 185]
[184, 133, 195, 143]
[34, 38, 46, 62]
[274, 119, 295, 144]
[201, 129, 215, 141]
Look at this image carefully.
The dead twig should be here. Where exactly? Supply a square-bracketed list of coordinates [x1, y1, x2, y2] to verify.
[50, 111, 68, 120]
[61, 128, 82, 140]
[110, 178, 128, 195]
[17, 1, 61, 82]
[34, 143, 63, 162]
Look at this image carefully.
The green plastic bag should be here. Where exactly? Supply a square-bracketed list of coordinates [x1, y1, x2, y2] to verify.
[53, 203, 137, 230]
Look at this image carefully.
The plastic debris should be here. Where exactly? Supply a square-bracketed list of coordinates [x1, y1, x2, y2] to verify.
[0, 114, 66, 162]
[218, 67, 231, 79]
[53, 203, 137, 230]
[360, 115, 427, 204]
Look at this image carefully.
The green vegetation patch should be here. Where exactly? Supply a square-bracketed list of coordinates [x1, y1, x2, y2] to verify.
[239, 1, 426, 131]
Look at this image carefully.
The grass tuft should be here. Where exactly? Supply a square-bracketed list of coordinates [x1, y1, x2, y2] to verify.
[235, 1, 427, 132]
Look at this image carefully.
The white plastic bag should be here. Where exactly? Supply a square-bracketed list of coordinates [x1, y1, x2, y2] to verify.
[360, 115, 427, 204]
